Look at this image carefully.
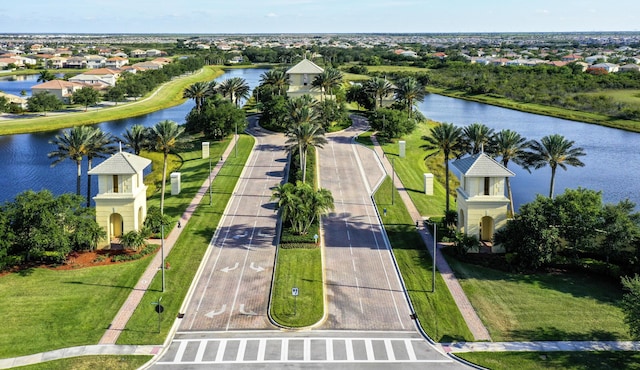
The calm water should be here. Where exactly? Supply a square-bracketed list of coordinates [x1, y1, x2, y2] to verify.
[0, 68, 267, 203]
[1, 68, 639, 211]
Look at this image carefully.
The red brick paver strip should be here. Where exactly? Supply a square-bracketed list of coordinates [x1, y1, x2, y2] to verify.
[370, 134, 492, 341]
[99, 138, 237, 345]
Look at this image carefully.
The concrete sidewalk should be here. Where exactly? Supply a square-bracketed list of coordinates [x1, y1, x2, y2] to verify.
[369, 134, 492, 342]
[99, 136, 237, 345]
[443, 340, 640, 353]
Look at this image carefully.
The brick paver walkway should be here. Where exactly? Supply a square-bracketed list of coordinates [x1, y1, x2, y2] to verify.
[370, 135, 492, 341]
[99, 137, 238, 345]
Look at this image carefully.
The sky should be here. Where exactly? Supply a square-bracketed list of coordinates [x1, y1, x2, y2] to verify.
[1, 0, 639, 34]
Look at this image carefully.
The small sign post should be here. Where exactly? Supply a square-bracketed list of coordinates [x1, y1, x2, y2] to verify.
[151, 296, 163, 333]
[292, 287, 299, 315]
[313, 234, 319, 245]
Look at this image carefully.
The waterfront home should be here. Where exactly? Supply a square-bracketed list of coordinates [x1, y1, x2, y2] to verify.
[31, 80, 85, 103]
[285, 58, 324, 100]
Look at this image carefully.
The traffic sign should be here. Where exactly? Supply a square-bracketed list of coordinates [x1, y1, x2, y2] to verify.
[292, 287, 299, 296]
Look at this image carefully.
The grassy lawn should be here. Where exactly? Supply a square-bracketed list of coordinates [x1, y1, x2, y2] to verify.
[0, 258, 152, 358]
[586, 89, 640, 105]
[365, 65, 429, 74]
[270, 248, 324, 327]
[457, 351, 640, 370]
[14, 355, 152, 370]
[447, 258, 629, 341]
[117, 135, 254, 344]
[374, 177, 474, 342]
[0, 66, 224, 135]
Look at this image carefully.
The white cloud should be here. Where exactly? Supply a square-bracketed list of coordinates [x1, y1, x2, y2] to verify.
[266, 12, 278, 17]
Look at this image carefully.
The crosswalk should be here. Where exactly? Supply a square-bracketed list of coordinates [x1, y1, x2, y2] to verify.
[155, 336, 454, 365]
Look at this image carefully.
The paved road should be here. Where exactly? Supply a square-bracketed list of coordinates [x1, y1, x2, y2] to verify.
[178, 119, 287, 331]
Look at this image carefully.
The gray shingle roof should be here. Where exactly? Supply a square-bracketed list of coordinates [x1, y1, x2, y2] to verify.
[452, 153, 514, 177]
[88, 151, 151, 175]
[286, 58, 324, 74]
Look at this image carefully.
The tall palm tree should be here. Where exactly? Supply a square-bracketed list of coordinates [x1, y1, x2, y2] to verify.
[48, 126, 96, 196]
[183, 81, 215, 112]
[37, 70, 56, 83]
[286, 121, 327, 184]
[364, 77, 394, 109]
[394, 76, 426, 117]
[526, 134, 586, 198]
[488, 129, 529, 214]
[463, 122, 495, 154]
[121, 124, 148, 155]
[85, 127, 117, 206]
[149, 120, 190, 214]
[286, 95, 318, 128]
[312, 68, 343, 100]
[218, 77, 250, 107]
[259, 69, 288, 96]
[421, 122, 465, 213]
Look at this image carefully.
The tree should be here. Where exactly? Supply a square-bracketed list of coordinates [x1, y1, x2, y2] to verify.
[488, 129, 529, 214]
[104, 86, 126, 105]
[364, 77, 394, 109]
[601, 200, 640, 262]
[48, 126, 97, 196]
[121, 124, 149, 155]
[346, 84, 375, 111]
[217, 77, 250, 107]
[85, 127, 117, 206]
[463, 122, 494, 154]
[72, 86, 100, 111]
[621, 274, 640, 339]
[271, 181, 334, 235]
[37, 70, 56, 83]
[183, 81, 216, 112]
[369, 108, 415, 139]
[149, 120, 191, 214]
[526, 134, 586, 198]
[421, 122, 465, 213]
[28, 91, 62, 115]
[394, 76, 426, 117]
[312, 68, 343, 100]
[259, 69, 288, 96]
[286, 121, 327, 184]
[0, 96, 8, 114]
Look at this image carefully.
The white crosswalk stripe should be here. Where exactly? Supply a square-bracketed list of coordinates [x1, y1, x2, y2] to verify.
[156, 337, 454, 365]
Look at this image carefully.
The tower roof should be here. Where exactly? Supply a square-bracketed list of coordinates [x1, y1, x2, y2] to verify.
[285, 58, 324, 74]
[452, 153, 515, 177]
[88, 151, 151, 175]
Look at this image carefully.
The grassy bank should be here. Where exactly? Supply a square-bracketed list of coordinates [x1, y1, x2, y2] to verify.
[374, 177, 474, 342]
[117, 135, 254, 345]
[0, 66, 224, 136]
[15, 355, 152, 370]
[457, 351, 640, 370]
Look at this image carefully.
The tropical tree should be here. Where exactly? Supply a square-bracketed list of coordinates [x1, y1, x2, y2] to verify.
[285, 121, 327, 184]
[37, 70, 56, 83]
[48, 126, 97, 196]
[259, 69, 288, 96]
[622, 274, 640, 339]
[271, 181, 334, 235]
[28, 91, 62, 115]
[421, 122, 465, 213]
[312, 68, 343, 100]
[121, 124, 149, 155]
[526, 134, 586, 198]
[104, 86, 126, 105]
[149, 120, 191, 214]
[488, 129, 529, 214]
[218, 77, 250, 107]
[71, 86, 100, 111]
[463, 122, 494, 154]
[364, 77, 394, 109]
[183, 81, 216, 112]
[85, 128, 117, 206]
[394, 76, 426, 117]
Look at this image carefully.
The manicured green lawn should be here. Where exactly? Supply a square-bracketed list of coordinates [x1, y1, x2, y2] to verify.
[374, 177, 474, 342]
[366, 65, 429, 74]
[587, 89, 640, 105]
[457, 351, 640, 370]
[14, 355, 152, 370]
[0, 258, 152, 358]
[447, 258, 629, 341]
[117, 135, 254, 345]
[270, 248, 324, 327]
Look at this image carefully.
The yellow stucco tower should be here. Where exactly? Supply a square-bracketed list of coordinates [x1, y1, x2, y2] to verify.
[452, 153, 515, 251]
[88, 151, 151, 248]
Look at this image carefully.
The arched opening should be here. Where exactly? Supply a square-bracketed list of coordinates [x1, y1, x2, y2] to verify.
[481, 216, 494, 241]
[110, 213, 123, 239]
[458, 209, 466, 234]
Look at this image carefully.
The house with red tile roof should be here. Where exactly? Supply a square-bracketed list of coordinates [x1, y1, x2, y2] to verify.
[31, 80, 86, 103]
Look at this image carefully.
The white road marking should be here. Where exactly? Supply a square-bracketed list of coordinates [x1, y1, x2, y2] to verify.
[215, 339, 226, 362]
[221, 262, 239, 273]
[237, 339, 246, 362]
[257, 339, 266, 361]
[174, 340, 187, 362]
[249, 262, 265, 272]
[204, 304, 226, 318]
[385, 339, 396, 361]
[365, 339, 374, 360]
[405, 339, 417, 361]
[195, 339, 206, 362]
[239, 304, 258, 316]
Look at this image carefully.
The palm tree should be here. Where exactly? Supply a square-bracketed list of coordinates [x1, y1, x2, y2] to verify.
[218, 77, 250, 107]
[149, 120, 190, 214]
[364, 77, 394, 109]
[312, 68, 343, 100]
[259, 69, 288, 96]
[421, 122, 465, 213]
[394, 76, 426, 117]
[286, 121, 327, 184]
[526, 134, 586, 198]
[183, 81, 214, 112]
[286, 95, 318, 127]
[488, 129, 529, 214]
[85, 128, 117, 206]
[463, 122, 495, 154]
[121, 124, 148, 155]
[48, 126, 96, 196]
[37, 70, 56, 83]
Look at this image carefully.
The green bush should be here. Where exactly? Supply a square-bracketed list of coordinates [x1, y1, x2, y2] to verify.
[280, 243, 319, 249]
[112, 244, 159, 263]
[32, 251, 66, 264]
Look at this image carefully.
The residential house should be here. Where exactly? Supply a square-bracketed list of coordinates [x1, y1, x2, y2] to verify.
[0, 57, 18, 68]
[82, 68, 121, 86]
[49, 56, 67, 69]
[585, 55, 608, 64]
[130, 49, 147, 58]
[85, 55, 107, 69]
[65, 56, 86, 69]
[619, 64, 640, 73]
[561, 54, 583, 62]
[0, 91, 27, 109]
[285, 58, 324, 100]
[131, 61, 163, 70]
[145, 49, 163, 57]
[31, 80, 86, 103]
[105, 56, 129, 69]
[591, 62, 619, 73]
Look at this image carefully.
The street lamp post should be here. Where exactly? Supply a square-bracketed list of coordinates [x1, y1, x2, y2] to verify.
[161, 224, 165, 292]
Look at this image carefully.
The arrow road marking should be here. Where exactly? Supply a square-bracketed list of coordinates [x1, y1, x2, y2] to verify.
[205, 304, 226, 318]
[249, 262, 265, 272]
[221, 262, 239, 273]
[239, 304, 258, 316]
[233, 232, 247, 240]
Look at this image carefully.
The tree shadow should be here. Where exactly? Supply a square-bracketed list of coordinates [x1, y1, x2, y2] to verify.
[508, 327, 621, 341]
